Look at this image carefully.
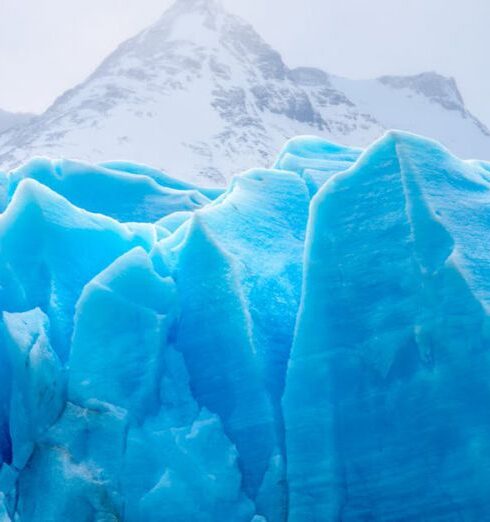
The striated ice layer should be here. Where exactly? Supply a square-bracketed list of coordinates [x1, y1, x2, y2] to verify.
[284, 132, 490, 520]
[0, 133, 489, 520]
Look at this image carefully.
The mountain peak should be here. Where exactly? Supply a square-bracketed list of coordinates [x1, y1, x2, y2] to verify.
[145, 0, 227, 44]
[378, 72, 465, 110]
[175, 0, 222, 7]
[167, 0, 223, 17]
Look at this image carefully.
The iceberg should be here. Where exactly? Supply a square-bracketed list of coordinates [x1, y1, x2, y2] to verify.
[0, 132, 489, 520]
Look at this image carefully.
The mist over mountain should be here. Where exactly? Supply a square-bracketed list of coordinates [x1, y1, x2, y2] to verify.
[0, 0, 488, 184]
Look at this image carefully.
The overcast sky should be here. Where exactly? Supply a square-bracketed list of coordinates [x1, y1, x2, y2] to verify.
[1, 0, 489, 126]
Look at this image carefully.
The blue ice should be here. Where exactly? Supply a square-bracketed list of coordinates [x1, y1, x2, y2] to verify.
[0, 133, 489, 520]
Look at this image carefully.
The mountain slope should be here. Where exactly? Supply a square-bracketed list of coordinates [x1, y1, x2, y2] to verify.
[0, 109, 34, 135]
[332, 72, 490, 158]
[0, 0, 488, 184]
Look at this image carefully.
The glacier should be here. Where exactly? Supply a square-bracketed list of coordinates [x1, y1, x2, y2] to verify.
[0, 132, 490, 520]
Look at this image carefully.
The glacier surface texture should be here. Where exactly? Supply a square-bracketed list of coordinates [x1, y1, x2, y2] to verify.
[0, 132, 490, 520]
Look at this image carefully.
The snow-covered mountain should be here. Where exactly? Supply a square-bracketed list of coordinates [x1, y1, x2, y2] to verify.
[0, 109, 33, 135]
[0, 0, 489, 184]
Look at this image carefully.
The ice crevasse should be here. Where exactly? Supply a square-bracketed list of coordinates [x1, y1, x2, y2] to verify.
[0, 131, 490, 520]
